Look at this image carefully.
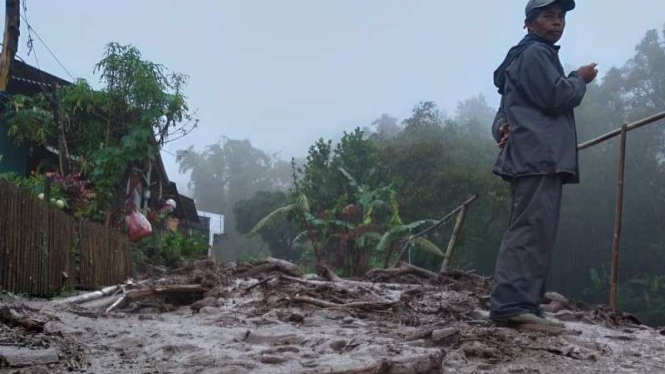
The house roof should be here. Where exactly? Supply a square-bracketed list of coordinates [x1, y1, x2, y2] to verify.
[7, 59, 70, 95]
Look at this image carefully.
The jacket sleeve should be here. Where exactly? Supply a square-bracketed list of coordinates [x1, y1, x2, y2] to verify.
[512, 44, 587, 114]
[491, 106, 507, 143]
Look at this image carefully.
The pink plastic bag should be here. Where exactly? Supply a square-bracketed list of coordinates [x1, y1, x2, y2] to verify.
[125, 211, 152, 242]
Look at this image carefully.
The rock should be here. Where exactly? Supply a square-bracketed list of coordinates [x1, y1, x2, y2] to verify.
[310, 309, 345, 321]
[554, 310, 584, 322]
[468, 309, 490, 321]
[342, 316, 355, 324]
[137, 307, 160, 314]
[301, 360, 318, 368]
[0, 347, 59, 367]
[432, 327, 458, 343]
[191, 297, 219, 313]
[542, 292, 570, 314]
[329, 340, 347, 352]
[288, 312, 305, 323]
[18, 366, 51, 374]
[244, 331, 302, 345]
[544, 292, 569, 304]
[200, 306, 221, 315]
[258, 355, 287, 364]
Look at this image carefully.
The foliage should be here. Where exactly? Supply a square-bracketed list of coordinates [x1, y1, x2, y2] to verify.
[186, 26, 665, 323]
[233, 191, 300, 262]
[177, 138, 292, 260]
[4, 43, 195, 218]
[548, 26, 665, 324]
[0, 172, 66, 201]
[132, 230, 208, 267]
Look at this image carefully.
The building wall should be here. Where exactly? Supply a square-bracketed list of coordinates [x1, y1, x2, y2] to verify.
[0, 122, 28, 176]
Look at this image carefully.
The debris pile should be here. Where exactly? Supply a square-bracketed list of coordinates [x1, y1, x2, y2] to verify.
[2, 258, 665, 373]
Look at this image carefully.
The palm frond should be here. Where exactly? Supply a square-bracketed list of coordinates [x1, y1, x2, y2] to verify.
[292, 230, 310, 244]
[338, 167, 363, 193]
[411, 237, 444, 257]
[295, 194, 311, 212]
[248, 205, 295, 237]
[404, 219, 439, 232]
[328, 220, 356, 230]
[388, 190, 402, 226]
[377, 226, 411, 253]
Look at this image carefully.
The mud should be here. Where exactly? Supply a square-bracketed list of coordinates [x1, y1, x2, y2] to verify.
[2, 261, 665, 373]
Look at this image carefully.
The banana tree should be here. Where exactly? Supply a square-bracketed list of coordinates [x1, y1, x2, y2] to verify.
[248, 193, 339, 279]
[377, 219, 443, 268]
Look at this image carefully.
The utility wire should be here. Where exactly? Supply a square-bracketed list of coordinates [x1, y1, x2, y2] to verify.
[20, 6, 75, 81]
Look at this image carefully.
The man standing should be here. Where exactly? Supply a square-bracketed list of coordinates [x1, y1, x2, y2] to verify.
[489, 0, 598, 327]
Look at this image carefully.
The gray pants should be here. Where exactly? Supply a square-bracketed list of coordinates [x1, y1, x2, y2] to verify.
[490, 174, 563, 319]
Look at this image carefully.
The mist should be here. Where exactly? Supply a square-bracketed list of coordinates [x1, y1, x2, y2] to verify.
[11, 1, 665, 323]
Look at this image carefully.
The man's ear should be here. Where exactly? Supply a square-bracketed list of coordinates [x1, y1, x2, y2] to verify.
[524, 19, 534, 32]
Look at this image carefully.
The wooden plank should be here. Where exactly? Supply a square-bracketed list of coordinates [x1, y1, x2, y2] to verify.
[0, 182, 6, 289]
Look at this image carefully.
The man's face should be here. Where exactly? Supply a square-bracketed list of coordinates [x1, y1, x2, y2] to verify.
[526, 4, 566, 44]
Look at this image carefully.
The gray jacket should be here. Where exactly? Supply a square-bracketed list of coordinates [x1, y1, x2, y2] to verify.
[492, 35, 587, 184]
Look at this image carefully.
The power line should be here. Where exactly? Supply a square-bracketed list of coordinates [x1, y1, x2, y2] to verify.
[20, 9, 75, 81]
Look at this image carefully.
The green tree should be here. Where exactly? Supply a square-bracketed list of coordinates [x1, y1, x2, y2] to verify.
[234, 191, 299, 262]
[5, 43, 195, 222]
[178, 138, 289, 260]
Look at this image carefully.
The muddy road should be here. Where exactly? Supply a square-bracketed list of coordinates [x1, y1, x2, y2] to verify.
[2, 260, 665, 373]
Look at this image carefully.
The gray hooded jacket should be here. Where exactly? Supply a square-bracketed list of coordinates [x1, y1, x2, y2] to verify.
[492, 34, 586, 184]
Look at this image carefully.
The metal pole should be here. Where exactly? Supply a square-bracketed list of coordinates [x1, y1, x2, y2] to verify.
[609, 124, 628, 310]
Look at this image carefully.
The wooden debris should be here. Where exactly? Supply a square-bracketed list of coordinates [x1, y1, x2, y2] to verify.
[367, 261, 441, 283]
[301, 351, 444, 374]
[79, 295, 123, 311]
[104, 284, 205, 315]
[0, 347, 59, 367]
[0, 306, 45, 333]
[291, 295, 398, 311]
[236, 257, 303, 279]
[516, 323, 566, 335]
[54, 284, 121, 305]
[280, 275, 437, 293]
[432, 327, 458, 343]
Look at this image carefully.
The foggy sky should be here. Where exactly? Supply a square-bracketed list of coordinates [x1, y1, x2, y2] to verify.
[9, 0, 665, 193]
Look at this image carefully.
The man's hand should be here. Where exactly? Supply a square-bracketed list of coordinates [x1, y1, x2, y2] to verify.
[498, 123, 510, 149]
[577, 63, 599, 84]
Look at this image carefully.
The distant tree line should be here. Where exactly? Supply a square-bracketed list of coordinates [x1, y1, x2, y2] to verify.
[181, 27, 665, 325]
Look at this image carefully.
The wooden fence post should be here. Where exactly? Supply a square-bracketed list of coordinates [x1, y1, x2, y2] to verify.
[610, 124, 628, 310]
[440, 206, 468, 273]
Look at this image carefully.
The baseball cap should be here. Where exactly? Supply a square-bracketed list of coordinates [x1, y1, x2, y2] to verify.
[525, 0, 576, 18]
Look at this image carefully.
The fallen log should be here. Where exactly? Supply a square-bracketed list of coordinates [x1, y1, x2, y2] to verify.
[367, 262, 441, 283]
[301, 351, 443, 374]
[79, 295, 123, 311]
[104, 284, 205, 315]
[0, 307, 45, 333]
[291, 295, 398, 311]
[53, 284, 121, 305]
[236, 257, 303, 279]
[280, 275, 439, 294]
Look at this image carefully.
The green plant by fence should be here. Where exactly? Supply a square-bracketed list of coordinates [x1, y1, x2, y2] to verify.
[0, 179, 131, 296]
